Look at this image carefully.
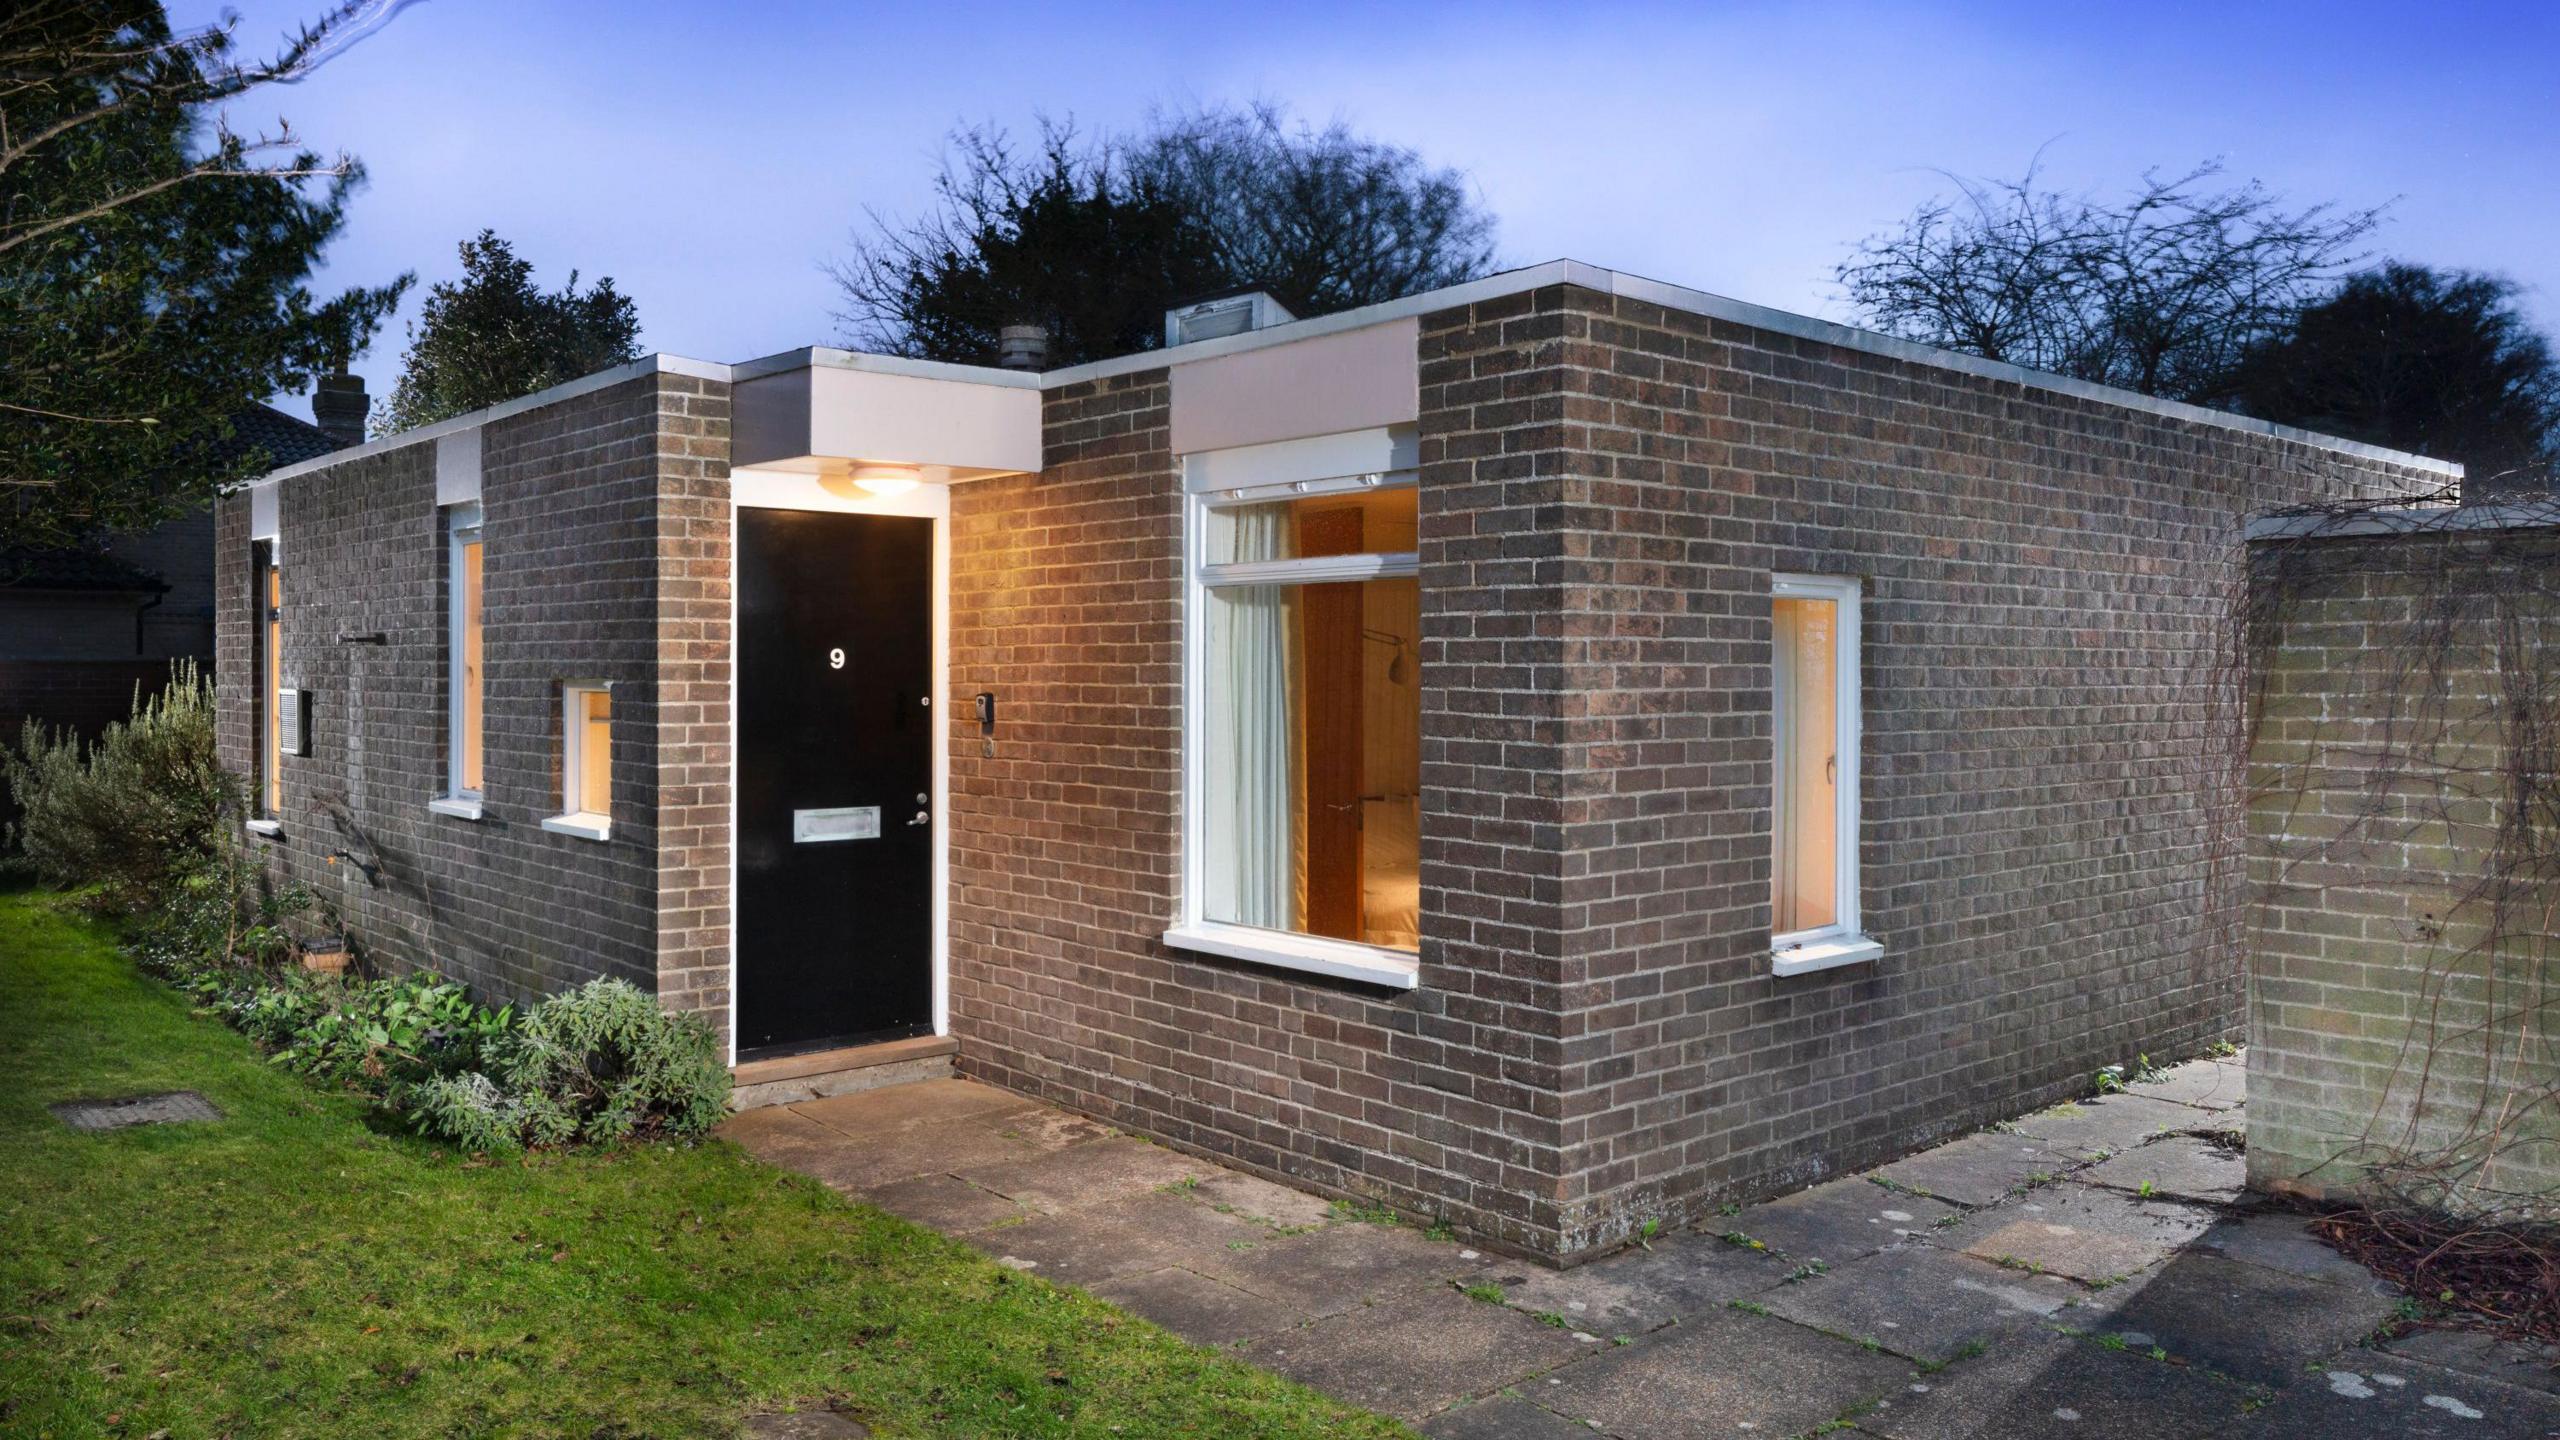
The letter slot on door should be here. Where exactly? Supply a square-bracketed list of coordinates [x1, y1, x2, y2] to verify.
[793, 806, 881, 843]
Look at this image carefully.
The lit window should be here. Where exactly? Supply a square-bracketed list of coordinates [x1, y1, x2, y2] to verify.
[1770, 575, 1878, 975]
[259, 544, 282, 819]
[545, 682, 612, 841]
[1173, 472, 1421, 985]
[447, 506, 484, 802]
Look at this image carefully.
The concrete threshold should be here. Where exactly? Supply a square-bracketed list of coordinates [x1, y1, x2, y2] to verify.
[730, 1034, 958, 1111]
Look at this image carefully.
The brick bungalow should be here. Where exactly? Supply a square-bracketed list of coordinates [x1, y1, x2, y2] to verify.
[217, 260, 2455, 1262]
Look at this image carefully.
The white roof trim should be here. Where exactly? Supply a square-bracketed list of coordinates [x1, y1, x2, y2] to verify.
[2247, 498, 2560, 542]
[246, 354, 731, 489]
[243, 260, 2461, 489]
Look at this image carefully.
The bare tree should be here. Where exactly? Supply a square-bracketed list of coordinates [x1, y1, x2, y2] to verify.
[1837, 161, 2385, 402]
[830, 102, 1498, 366]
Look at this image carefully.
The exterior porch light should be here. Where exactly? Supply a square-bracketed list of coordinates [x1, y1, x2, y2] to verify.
[848, 464, 921, 498]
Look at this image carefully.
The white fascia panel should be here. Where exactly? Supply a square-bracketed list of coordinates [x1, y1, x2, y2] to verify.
[1182, 427, 1419, 494]
[249, 482, 279, 543]
[735, 364, 1042, 476]
[435, 426, 483, 506]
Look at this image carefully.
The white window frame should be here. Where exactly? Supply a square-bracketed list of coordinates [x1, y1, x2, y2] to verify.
[1770, 574, 1881, 977]
[432, 504, 486, 820]
[246, 539, 285, 837]
[1166, 462, 1422, 991]
[544, 680, 613, 842]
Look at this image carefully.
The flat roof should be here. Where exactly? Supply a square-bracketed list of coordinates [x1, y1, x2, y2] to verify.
[249, 258, 2460, 489]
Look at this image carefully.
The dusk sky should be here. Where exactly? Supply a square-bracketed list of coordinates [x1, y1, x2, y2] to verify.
[190, 0, 2560, 414]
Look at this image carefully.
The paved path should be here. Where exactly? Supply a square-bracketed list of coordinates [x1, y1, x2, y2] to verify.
[722, 1053, 2560, 1438]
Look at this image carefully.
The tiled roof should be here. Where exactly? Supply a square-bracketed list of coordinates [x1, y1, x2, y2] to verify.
[220, 403, 340, 469]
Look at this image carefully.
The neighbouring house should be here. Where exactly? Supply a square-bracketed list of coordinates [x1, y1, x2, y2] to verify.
[3, 399, 350, 807]
[215, 261, 2455, 1263]
[2244, 498, 2560, 1221]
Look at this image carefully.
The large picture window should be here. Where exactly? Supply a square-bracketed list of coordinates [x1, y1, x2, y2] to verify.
[1770, 574, 1879, 975]
[1173, 464, 1421, 988]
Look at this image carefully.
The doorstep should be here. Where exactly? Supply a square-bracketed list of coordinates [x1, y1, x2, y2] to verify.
[730, 1034, 959, 1112]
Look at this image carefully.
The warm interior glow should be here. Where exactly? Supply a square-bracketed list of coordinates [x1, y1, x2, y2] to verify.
[262, 556, 281, 816]
[1773, 595, 1839, 934]
[459, 538, 484, 793]
[577, 688, 612, 817]
[1202, 487, 1420, 951]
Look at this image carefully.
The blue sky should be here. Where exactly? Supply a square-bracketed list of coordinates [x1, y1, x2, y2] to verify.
[189, 0, 2560, 412]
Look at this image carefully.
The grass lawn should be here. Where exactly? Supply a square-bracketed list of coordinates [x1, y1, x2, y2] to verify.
[0, 886, 1405, 1438]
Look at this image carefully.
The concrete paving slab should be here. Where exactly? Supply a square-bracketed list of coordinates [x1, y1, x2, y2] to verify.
[753, 1115, 1037, 1192]
[2008, 1093, 2207, 1160]
[2189, 1210, 2402, 1295]
[1086, 1265, 1307, 1347]
[1862, 1329, 2250, 1440]
[858, 1173, 1026, 1232]
[1534, 1307, 1913, 1437]
[1742, 1176, 1962, 1262]
[952, 1135, 1219, 1214]
[2079, 1135, 2246, 1206]
[1483, 1228, 1790, 1335]
[1873, 1132, 2074, 1207]
[2124, 1056, 2245, 1112]
[1242, 1286, 1588, 1423]
[2088, 1251, 2400, 1386]
[1760, 1243, 2099, 1364]
[2236, 1357, 2560, 1439]
[965, 1190, 1275, 1287]
[1418, 1393, 1594, 1439]
[1949, 1185, 2219, 1285]
[1188, 1170, 1340, 1230]
[789, 1077, 1046, 1135]
[2382, 1328, 2560, 1397]
[1200, 1220, 1489, 1317]
[973, 1106, 1118, 1153]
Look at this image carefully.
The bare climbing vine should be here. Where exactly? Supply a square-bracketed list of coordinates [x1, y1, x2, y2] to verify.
[2234, 476, 2560, 1223]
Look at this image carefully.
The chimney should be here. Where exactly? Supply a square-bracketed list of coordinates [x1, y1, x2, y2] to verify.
[313, 366, 369, 449]
[996, 324, 1049, 371]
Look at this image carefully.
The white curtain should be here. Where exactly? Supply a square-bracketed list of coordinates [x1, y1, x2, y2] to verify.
[1204, 508, 1296, 930]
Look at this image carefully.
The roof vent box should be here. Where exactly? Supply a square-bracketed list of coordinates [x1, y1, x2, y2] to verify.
[1165, 290, 1296, 347]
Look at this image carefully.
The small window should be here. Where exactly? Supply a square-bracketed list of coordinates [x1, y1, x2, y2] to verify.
[1169, 473, 1422, 989]
[1770, 575, 1878, 976]
[446, 506, 484, 805]
[545, 682, 613, 841]
[258, 543, 283, 820]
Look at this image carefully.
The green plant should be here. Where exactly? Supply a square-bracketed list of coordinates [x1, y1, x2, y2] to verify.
[1721, 1230, 1768, 1251]
[2093, 1064, 2127, 1094]
[1459, 1282, 1505, 1305]
[404, 979, 728, 1152]
[1784, 1260, 1830, 1282]
[3, 663, 238, 910]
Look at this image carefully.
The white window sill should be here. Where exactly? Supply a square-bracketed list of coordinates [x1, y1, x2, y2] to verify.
[245, 818, 283, 839]
[541, 812, 612, 842]
[1772, 933, 1884, 977]
[1163, 922, 1419, 990]
[428, 796, 484, 821]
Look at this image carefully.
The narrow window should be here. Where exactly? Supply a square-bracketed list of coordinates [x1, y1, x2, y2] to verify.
[446, 506, 484, 803]
[1176, 475, 1421, 979]
[258, 543, 283, 819]
[545, 682, 613, 841]
[1770, 575, 1877, 974]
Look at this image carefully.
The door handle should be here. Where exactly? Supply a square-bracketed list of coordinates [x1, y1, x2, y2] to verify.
[908, 810, 930, 827]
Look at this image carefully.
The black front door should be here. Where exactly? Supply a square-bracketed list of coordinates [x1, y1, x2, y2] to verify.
[735, 507, 934, 1057]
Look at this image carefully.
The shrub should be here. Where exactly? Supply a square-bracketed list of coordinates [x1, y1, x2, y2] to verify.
[404, 980, 729, 1153]
[3, 663, 238, 911]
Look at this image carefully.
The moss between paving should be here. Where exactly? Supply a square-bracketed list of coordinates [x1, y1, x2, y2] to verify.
[0, 886, 1406, 1439]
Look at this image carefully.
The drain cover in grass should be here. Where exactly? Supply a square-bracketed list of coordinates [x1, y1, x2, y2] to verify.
[50, 1091, 223, 1133]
